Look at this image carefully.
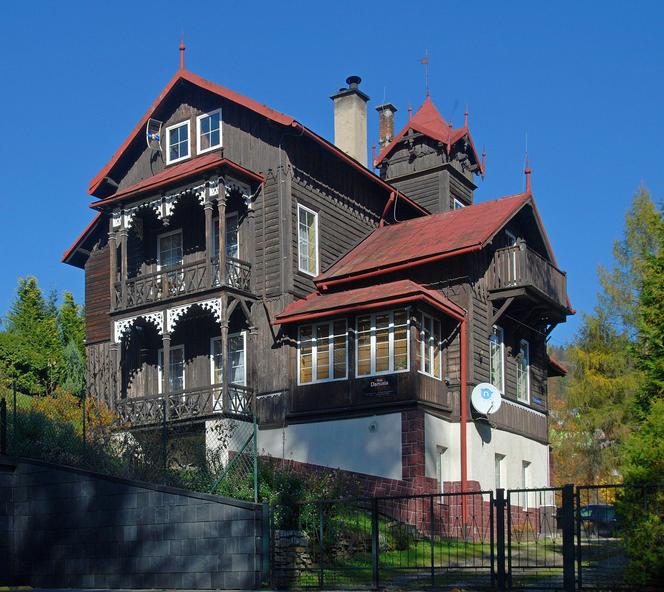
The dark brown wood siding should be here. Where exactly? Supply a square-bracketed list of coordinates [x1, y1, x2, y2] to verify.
[85, 244, 111, 344]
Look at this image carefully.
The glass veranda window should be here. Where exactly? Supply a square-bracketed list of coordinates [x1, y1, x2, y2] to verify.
[298, 320, 347, 384]
[356, 309, 409, 377]
[298, 205, 318, 275]
[158, 345, 185, 394]
[210, 333, 246, 386]
[418, 312, 442, 379]
[489, 325, 505, 392]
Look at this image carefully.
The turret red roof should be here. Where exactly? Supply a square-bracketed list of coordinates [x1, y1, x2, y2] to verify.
[374, 96, 483, 173]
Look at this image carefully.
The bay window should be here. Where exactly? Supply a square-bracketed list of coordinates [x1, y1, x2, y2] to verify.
[356, 309, 409, 377]
[417, 312, 442, 379]
[298, 320, 347, 384]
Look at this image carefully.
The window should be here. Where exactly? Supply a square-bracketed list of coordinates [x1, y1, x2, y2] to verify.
[197, 109, 222, 154]
[489, 325, 505, 393]
[356, 309, 409, 377]
[210, 332, 246, 386]
[298, 320, 347, 384]
[417, 312, 442, 379]
[453, 198, 465, 209]
[158, 230, 183, 269]
[212, 213, 240, 260]
[158, 345, 185, 394]
[516, 339, 530, 403]
[298, 204, 318, 276]
[495, 453, 506, 490]
[166, 121, 190, 164]
[438, 446, 447, 494]
[521, 461, 531, 509]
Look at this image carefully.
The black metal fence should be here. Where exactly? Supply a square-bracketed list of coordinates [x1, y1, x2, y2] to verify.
[270, 483, 663, 591]
[0, 383, 259, 503]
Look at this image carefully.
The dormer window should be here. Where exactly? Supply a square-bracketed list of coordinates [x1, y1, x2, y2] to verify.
[197, 109, 222, 153]
[166, 121, 190, 164]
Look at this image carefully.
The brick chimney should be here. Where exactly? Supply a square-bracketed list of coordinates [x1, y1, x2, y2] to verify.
[376, 103, 397, 150]
[331, 76, 370, 166]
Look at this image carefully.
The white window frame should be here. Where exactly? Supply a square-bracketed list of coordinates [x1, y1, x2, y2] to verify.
[418, 312, 442, 380]
[157, 229, 183, 271]
[196, 109, 222, 154]
[489, 325, 505, 393]
[516, 339, 531, 403]
[297, 204, 319, 276]
[453, 198, 465, 209]
[212, 212, 240, 260]
[158, 344, 185, 394]
[210, 331, 247, 386]
[297, 320, 348, 385]
[355, 309, 410, 378]
[165, 120, 191, 165]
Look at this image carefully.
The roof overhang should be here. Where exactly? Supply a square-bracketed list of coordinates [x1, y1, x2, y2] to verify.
[62, 212, 104, 268]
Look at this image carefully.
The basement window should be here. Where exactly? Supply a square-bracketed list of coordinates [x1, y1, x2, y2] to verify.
[356, 309, 409, 377]
[197, 109, 222, 154]
[298, 320, 348, 384]
[166, 120, 190, 164]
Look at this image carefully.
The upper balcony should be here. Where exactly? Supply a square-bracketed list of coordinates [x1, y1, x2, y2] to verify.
[488, 244, 567, 311]
[112, 256, 251, 312]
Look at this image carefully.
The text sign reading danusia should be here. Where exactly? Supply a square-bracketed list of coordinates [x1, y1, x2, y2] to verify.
[471, 382, 502, 415]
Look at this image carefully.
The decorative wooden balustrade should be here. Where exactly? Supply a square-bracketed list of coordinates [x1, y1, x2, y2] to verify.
[488, 244, 567, 309]
[113, 256, 252, 311]
[114, 383, 254, 427]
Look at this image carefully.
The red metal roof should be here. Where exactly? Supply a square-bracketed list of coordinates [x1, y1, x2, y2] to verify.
[62, 212, 104, 266]
[316, 192, 533, 286]
[275, 279, 466, 325]
[374, 96, 482, 172]
[89, 153, 263, 209]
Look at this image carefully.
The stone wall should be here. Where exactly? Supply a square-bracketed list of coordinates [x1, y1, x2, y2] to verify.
[0, 456, 264, 589]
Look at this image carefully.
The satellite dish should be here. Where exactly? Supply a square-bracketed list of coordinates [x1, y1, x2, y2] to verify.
[471, 382, 502, 415]
[146, 118, 162, 152]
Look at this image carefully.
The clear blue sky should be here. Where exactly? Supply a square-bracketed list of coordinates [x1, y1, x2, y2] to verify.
[1, 0, 662, 345]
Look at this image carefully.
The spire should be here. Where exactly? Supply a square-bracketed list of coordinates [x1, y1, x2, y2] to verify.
[524, 154, 532, 194]
[408, 101, 413, 121]
[179, 34, 186, 70]
[420, 50, 430, 97]
[464, 106, 469, 129]
[481, 146, 487, 179]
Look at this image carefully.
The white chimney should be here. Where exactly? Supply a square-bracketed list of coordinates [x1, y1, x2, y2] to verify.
[331, 75, 369, 166]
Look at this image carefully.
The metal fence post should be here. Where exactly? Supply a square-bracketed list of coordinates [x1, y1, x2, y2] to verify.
[495, 488, 507, 590]
[161, 398, 168, 473]
[430, 495, 435, 587]
[562, 484, 575, 592]
[319, 503, 325, 588]
[261, 502, 270, 585]
[371, 497, 379, 590]
[253, 415, 258, 503]
[0, 398, 7, 455]
[82, 391, 87, 448]
[12, 381, 17, 448]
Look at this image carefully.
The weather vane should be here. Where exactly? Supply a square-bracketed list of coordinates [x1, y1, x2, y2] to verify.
[420, 50, 430, 97]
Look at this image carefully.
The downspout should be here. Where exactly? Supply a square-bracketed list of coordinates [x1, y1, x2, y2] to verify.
[459, 319, 468, 496]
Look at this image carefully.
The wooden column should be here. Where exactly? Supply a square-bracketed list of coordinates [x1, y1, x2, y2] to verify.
[217, 196, 226, 287]
[204, 200, 214, 287]
[119, 228, 128, 307]
[110, 342, 121, 407]
[108, 226, 117, 309]
[221, 297, 229, 411]
[162, 331, 171, 396]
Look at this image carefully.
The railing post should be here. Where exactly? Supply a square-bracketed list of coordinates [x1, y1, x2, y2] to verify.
[0, 398, 7, 455]
[371, 497, 379, 590]
[204, 201, 214, 288]
[575, 486, 583, 590]
[161, 397, 168, 473]
[217, 196, 227, 287]
[495, 488, 507, 590]
[562, 484, 576, 592]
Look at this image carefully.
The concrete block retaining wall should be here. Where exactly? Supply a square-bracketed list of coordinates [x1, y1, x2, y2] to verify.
[0, 456, 263, 589]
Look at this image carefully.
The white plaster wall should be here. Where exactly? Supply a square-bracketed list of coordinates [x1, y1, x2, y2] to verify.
[424, 414, 461, 484]
[425, 412, 550, 496]
[468, 421, 550, 492]
[257, 413, 402, 480]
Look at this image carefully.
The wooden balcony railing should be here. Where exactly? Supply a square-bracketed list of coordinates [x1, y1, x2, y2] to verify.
[488, 244, 567, 309]
[113, 256, 252, 311]
[114, 383, 254, 427]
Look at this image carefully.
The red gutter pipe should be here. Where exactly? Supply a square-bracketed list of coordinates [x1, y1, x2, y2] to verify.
[317, 244, 481, 291]
[379, 192, 396, 227]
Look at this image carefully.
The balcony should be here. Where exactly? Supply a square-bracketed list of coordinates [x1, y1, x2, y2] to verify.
[488, 244, 567, 311]
[114, 383, 254, 428]
[112, 257, 252, 312]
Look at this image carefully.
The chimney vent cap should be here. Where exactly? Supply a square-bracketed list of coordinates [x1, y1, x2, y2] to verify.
[346, 75, 362, 88]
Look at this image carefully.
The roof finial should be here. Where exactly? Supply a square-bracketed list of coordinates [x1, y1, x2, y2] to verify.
[481, 145, 487, 179]
[524, 154, 532, 194]
[419, 50, 430, 97]
[464, 105, 469, 128]
[408, 101, 413, 121]
[179, 33, 186, 70]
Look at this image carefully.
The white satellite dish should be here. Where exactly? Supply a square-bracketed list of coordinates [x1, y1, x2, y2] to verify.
[471, 382, 502, 415]
[146, 118, 162, 152]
